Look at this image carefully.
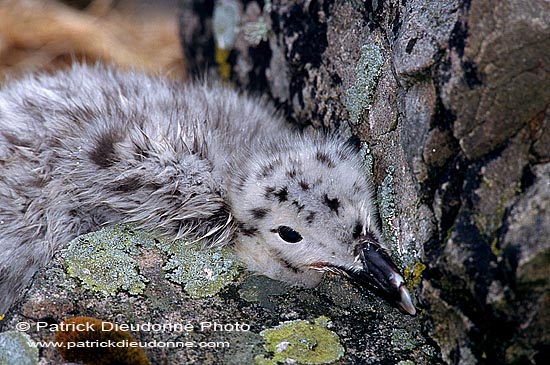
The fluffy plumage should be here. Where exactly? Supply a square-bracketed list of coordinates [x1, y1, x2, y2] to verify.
[0, 64, 415, 315]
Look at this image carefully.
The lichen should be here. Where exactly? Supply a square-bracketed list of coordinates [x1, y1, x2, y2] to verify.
[61, 226, 148, 296]
[256, 316, 344, 365]
[345, 43, 384, 125]
[243, 0, 271, 45]
[215, 48, 232, 80]
[161, 241, 240, 299]
[490, 237, 502, 257]
[404, 261, 427, 290]
[213, 0, 240, 50]
[62, 224, 239, 299]
[360, 141, 374, 176]
[0, 331, 38, 365]
[377, 166, 400, 253]
[242, 18, 270, 45]
[213, 0, 240, 79]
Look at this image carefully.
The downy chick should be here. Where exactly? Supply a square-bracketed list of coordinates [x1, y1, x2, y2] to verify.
[0, 64, 415, 315]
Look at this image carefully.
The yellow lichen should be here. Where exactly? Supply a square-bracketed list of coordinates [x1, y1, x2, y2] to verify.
[404, 261, 426, 290]
[215, 47, 231, 80]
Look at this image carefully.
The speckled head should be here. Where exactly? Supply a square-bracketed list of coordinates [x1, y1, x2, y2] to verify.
[227, 133, 416, 315]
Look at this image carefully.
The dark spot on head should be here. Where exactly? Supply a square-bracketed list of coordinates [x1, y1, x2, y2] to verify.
[89, 131, 120, 168]
[286, 169, 297, 179]
[259, 158, 282, 178]
[274, 187, 289, 202]
[323, 194, 340, 214]
[299, 180, 310, 190]
[316, 151, 335, 168]
[112, 176, 142, 192]
[305, 211, 316, 224]
[240, 225, 259, 237]
[259, 162, 275, 178]
[250, 208, 269, 220]
[292, 200, 304, 212]
[264, 186, 276, 199]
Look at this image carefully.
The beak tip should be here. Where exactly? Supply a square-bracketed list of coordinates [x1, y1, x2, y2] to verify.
[399, 285, 417, 316]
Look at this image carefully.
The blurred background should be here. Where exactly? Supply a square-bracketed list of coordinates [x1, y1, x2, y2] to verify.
[0, 0, 186, 82]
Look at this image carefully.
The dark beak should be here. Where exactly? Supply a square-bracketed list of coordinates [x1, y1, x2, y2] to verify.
[344, 236, 416, 316]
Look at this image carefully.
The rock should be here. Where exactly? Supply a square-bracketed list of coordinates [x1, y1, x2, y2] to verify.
[500, 163, 550, 364]
[440, 0, 550, 160]
[0, 226, 434, 364]
[0, 331, 38, 365]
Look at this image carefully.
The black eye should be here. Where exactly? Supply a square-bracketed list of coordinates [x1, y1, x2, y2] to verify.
[277, 226, 303, 243]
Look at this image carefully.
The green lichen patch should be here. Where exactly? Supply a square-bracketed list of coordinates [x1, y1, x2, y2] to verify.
[61, 226, 148, 296]
[0, 331, 38, 365]
[345, 43, 384, 125]
[377, 166, 400, 250]
[256, 316, 344, 365]
[243, 18, 271, 45]
[360, 141, 374, 176]
[162, 242, 240, 299]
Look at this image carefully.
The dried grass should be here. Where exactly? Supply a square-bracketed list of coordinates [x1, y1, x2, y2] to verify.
[0, 0, 186, 82]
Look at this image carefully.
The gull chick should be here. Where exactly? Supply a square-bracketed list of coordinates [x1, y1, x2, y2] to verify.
[0, 64, 415, 315]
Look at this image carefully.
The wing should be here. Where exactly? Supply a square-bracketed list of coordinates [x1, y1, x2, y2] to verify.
[0, 64, 233, 313]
